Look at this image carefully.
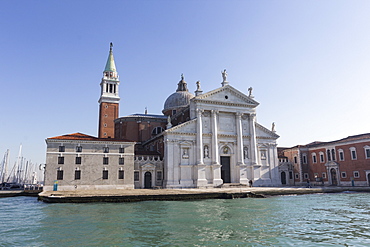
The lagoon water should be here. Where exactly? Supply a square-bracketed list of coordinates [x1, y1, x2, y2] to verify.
[1, 193, 370, 246]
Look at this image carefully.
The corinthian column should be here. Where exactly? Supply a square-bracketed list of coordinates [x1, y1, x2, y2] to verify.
[211, 110, 219, 165]
[196, 109, 204, 165]
[236, 112, 244, 166]
[249, 113, 258, 166]
[196, 109, 207, 187]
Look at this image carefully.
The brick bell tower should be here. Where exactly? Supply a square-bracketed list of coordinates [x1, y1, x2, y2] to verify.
[98, 43, 120, 138]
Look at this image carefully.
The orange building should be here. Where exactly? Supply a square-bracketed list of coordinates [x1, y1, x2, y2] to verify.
[280, 134, 370, 186]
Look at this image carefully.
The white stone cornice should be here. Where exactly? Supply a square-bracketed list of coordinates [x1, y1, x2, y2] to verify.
[193, 99, 257, 108]
[46, 139, 135, 145]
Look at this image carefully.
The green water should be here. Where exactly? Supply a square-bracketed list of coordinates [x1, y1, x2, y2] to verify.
[1, 193, 370, 246]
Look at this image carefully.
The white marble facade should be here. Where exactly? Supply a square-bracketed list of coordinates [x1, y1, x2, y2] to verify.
[163, 84, 280, 188]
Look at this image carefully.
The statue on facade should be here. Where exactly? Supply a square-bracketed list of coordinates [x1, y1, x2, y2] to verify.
[204, 145, 209, 158]
[221, 69, 228, 82]
[272, 122, 276, 132]
[196, 80, 201, 91]
[166, 115, 172, 129]
[248, 87, 253, 97]
[243, 146, 248, 159]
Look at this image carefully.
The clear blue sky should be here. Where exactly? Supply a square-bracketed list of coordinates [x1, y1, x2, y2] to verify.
[1, 0, 370, 166]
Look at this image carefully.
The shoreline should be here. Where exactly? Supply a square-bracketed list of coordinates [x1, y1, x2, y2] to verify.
[36, 186, 370, 203]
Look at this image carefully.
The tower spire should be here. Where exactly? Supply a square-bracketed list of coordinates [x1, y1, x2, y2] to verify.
[98, 43, 120, 138]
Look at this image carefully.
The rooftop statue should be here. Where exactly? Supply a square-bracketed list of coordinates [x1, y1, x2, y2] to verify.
[221, 69, 228, 82]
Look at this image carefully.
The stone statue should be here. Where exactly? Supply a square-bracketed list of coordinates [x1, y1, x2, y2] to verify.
[243, 146, 248, 159]
[248, 87, 253, 97]
[222, 69, 228, 82]
[272, 122, 275, 132]
[181, 73, 184, 81]
[196, 81, 201, 91]
[166, 115, 172, 129]
[204, 145, 209, 158]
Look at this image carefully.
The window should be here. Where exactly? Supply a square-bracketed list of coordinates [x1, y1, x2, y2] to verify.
[57, 170, 64, 180]
[59, 146, 65, 152]
[75, 170, 81, 180]
[157, 171, 162, 180]
[322, 172, 327, 178]
[118, 170, 124, 179]
[327, 150, 331, 161]
[103, 147, 109, 153]
[302, 154, 307, 164]
[119, 157, 124, 165]
[341, 172, 347, 178]
[354, 171, 360, 178]
[338, 149, 344, 161]
[312, 153, 317, 163]
[58, 156, 64, 164]
[304, 173, 309, 179]
[103, 157, 109, 165]
[75, 156, 81, 164]
[350, 147, 357, 160]
[364, 146, 370, 159]
[119, 147, 125, 153]
[152, 127, 164, 136]
[331, 149, 335, 161]
[289, 171, 293, 179]
[76, 146, 82, 152]
[294, 156, 297, 164]
[172, 110, 177, 115]
[102, 170, 108, 179]
[134, 171, 139, 181]
[319, 152, 324, 163]
[295, 173, 299, 179]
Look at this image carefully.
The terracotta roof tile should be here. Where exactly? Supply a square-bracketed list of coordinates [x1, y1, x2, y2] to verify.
[47, 132, 134, 142]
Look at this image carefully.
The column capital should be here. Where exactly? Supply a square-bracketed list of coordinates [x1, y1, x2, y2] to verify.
[211, 109, 219, 115]
[197, 108, 204, 114]
[235, 112, 243, 117]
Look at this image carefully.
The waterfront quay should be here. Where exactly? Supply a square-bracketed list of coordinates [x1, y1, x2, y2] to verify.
[38, 186, 370, 203]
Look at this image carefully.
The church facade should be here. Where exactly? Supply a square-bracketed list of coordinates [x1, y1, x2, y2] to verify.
[44, 44, 281, 191]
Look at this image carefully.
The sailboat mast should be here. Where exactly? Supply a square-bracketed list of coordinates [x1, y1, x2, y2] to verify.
[14, 144, 22, 184]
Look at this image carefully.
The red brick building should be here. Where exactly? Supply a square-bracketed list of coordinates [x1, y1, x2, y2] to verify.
[280, 133, 370, 186]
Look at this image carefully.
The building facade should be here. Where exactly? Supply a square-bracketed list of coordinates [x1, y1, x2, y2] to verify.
[280, 134, 370, 186]
[44, 133, 135, 191]
[44, 44, 281, 191]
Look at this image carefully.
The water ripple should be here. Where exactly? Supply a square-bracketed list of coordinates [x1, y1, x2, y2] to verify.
[1, 193, 370, 246]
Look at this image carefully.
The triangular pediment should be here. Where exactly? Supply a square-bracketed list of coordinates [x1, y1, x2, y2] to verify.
[255, 123, 280, 140]
[165, 119, 196, 134]
[193, 85, 259, 107]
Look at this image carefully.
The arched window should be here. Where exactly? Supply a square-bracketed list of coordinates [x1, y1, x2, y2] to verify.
[327, 149, 331, 161]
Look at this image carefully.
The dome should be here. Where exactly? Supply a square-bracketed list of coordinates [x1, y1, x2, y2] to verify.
[162, 74, 194, 114]
[163, 91, 194, 112]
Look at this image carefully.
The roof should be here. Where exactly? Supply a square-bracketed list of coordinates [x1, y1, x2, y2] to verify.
[47, 132, 133, 142]
[125, 113, 168, 119]
[163, 75, 194, 113]
[281, 133, 370, 150]
[104, 44, 116, 72]
[307, 133, 370, 148]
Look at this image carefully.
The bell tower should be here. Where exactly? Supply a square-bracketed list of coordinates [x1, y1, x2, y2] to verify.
[98, 43, 120, 138]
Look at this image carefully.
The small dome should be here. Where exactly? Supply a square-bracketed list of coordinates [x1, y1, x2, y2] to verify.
[162, 74, 194, 114]
[163, 91, 194, 113]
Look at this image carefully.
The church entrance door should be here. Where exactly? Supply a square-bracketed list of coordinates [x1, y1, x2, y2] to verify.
[144, 172, 152, 188]
[330, 168, 337, 186]
[281, 171, 286, 185]
[221, 156, 231, 183]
